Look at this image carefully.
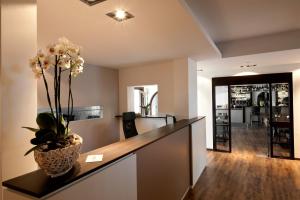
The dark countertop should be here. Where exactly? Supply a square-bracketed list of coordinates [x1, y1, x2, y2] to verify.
[2, 117, 205, 199]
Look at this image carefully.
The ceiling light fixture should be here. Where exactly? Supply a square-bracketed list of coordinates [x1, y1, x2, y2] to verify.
[234, 72, 259, 76]
[80, 0, 107, 6]
[106, 9, 134, 22]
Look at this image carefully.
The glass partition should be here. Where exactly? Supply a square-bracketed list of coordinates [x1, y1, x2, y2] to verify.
[270, 83, 292, 158]
[214, 86, 231, 152]
[212, 73, 294, 159]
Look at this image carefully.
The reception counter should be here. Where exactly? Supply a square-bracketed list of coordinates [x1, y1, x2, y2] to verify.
[3, 117, 207, 200]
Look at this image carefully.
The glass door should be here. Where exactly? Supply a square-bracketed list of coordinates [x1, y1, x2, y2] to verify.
[270, 83, 293, 158]
[214, 86, 231, 152]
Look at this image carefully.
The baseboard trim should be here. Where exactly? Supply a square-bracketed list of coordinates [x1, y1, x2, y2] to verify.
[181, 186, 192, 200]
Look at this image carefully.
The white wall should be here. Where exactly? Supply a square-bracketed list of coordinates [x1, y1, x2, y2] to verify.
[127, 87, 135, 112]
[191, 118, 207, 187]
[293, 70, 300, 158]
[188, 58, 198, 118]
[197, 75, 213, 149]
[4, 155, 138, 200]
[1, 0, 38, 181]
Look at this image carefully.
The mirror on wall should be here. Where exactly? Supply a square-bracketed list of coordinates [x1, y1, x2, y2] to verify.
[38, 106, 104, 122]
[127, 84, 158, 116]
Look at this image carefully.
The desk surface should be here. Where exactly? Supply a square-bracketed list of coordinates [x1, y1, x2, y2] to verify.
[3, 117, 204, 198]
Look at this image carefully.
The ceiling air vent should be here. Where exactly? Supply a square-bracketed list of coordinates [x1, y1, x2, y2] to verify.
[80, 0, 107, 6]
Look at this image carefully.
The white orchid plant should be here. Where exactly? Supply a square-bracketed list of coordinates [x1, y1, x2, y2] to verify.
[24, 37, 84, 155]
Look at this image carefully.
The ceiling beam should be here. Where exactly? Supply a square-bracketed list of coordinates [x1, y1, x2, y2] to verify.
[217, 30, 300, 58]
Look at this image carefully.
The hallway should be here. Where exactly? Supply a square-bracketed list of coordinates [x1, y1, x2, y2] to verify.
[185, 150, 300, 200]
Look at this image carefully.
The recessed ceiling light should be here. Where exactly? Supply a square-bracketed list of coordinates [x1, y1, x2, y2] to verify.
[115, 10, 126, 20]
[106, 9, 134, 22]
[80, 0, 107, 6]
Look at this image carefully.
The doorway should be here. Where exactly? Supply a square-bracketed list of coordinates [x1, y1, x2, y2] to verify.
[230, 84, 270, 157]
[212, 73, 294, 159]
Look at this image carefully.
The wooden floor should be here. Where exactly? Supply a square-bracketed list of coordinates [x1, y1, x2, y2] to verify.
[232, 125, 269, 156]
[232, 125, 290, 157]
[185, 126, 300, 200]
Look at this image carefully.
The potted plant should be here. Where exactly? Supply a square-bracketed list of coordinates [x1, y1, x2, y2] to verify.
[24, 37, 84, 177]
[141, 104, 151, 116]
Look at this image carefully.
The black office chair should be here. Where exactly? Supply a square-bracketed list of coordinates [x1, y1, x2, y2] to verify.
[122, 112, 138, 139]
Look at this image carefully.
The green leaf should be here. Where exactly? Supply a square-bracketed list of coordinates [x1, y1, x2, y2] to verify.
[34, 129, 56, 144]
[30, 138, 40, 145]
[58, 123, 66, 137]
[36, 113, 56, 131]
[22, 127, 39, 132]
[60, 115, 66, 126]
[24, 145, 40, 156]
[65, 127, 71, 135]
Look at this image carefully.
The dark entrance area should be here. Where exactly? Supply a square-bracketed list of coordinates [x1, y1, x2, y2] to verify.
[212, 73, 294, 159]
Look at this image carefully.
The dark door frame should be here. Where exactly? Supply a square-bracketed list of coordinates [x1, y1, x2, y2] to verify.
[212, 72, 294, 159]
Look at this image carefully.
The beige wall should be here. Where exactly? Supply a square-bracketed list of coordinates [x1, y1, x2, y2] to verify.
[119, 60, 175, 115]
[173, 59, 189, 119]
[38, 65, 120, 153]
[119, 58, 198, 120]
[1, 0, 38, 181]
[188, 58, 198, 118]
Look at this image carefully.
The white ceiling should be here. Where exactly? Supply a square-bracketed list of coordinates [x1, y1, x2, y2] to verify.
[197, 49, 300, 78]
[188, 0, 300, 78]
[37, 0, 220, 67]
[184, 0, 300, 42]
